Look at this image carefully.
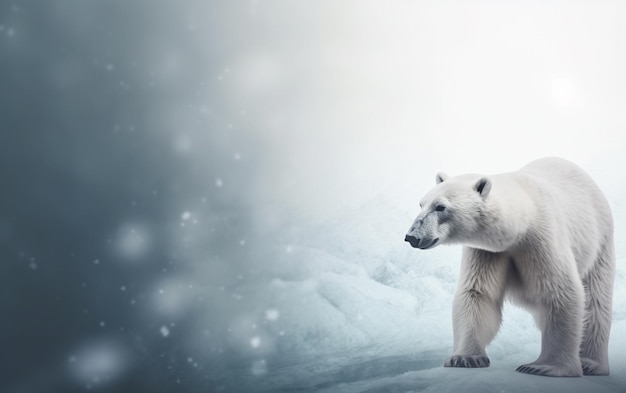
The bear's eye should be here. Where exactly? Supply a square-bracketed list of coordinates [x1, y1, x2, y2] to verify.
[435, 205, 446, 212]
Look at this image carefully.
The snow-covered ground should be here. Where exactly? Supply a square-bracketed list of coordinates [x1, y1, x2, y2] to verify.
[202, 194, 626, 393]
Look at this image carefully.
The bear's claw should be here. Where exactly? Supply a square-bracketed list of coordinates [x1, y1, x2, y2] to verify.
[516, 363, 582, 377]
[444, 355, 490, 368]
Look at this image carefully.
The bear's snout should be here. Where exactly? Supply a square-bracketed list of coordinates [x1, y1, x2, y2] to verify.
[405, 234, 420, 248]
[405, 234, 439, 249]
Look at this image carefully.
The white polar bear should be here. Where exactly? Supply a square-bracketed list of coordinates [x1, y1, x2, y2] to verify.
[405, 157, 615, 377]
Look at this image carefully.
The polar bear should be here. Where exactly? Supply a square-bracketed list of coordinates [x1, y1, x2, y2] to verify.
[404, 157, 615, 377]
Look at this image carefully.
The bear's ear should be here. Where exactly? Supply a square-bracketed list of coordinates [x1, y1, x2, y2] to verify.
[475, 177, 492, 198]
[435, 172, 449, 185]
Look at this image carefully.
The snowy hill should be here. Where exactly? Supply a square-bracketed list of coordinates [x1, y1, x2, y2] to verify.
[215, 195, 626, 392]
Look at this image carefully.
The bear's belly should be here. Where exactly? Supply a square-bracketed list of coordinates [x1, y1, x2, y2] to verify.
[505, 274, 532, 309]
[505, 256, 545, 309]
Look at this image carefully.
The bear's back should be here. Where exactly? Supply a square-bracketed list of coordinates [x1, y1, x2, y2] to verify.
[519, 157, 608, 211]
[518, 157, 612, 275]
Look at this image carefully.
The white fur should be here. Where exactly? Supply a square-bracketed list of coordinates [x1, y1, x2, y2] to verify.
[406, 157, 615, 377]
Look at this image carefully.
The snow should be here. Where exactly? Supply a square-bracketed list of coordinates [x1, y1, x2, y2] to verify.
[151, 278, 192, 318]
[196, 192, 626, 392]
[113, 222, 151, 262]
[66, 340, 130, 389]
[265, 309, 279, 321]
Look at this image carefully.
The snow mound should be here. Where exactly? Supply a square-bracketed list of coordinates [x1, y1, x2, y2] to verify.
[216, 195, 626, 392]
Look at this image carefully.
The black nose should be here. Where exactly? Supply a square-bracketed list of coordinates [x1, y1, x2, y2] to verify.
[405, 235, 420, 248]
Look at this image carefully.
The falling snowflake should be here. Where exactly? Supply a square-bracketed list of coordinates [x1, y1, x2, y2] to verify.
[251, 359, 268, 376]
[67, 340, 130, 388]
[114, 222, 151, 262]
[265, 309, 279, 321]
[160, 326, 170, 337]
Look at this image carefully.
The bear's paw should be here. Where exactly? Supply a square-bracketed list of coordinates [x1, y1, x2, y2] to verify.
[444, 355, 490, 368]
[581, 357, 609, 376]
[516, 363, 582, 377]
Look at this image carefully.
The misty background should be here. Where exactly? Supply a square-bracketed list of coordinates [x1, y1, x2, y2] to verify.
[1, 1, 625, 392]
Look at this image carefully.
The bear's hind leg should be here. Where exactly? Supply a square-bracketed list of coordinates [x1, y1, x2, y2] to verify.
[516, 294, 584, 377]
[580, 241, 615, 376]
[516, 254, 585, 377]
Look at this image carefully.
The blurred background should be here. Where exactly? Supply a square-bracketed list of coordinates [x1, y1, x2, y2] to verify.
[1, 1, 625, 392]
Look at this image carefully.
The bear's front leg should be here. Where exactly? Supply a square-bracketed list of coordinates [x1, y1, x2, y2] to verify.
[444, 287, 502, 368]
[444, 249, 508, 369]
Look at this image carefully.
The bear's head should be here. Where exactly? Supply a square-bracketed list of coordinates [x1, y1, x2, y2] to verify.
[405, 172, 492, 250]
